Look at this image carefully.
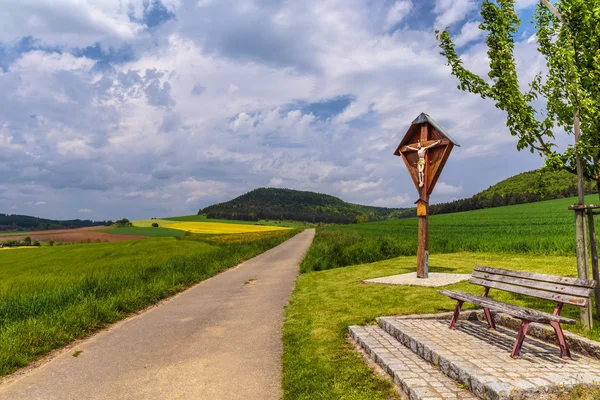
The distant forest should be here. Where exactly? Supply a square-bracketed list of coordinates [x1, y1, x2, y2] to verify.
[396, 169, 599, 218]
[0, 214, 105, 232]
[200, 188, 403, 224]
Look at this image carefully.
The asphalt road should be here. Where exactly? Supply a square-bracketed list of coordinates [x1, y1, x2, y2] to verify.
[0, 229, 315, 400]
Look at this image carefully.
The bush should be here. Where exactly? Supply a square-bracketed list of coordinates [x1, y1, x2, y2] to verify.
[105, 220, 113, 227]
[22, 237, 32, 246]
[32, 240, 40, 246]
[115, 218, 132, 228]
[184, 231, 192, 236]
[48, 240, 55, 246]
[152, 223, 159, 228]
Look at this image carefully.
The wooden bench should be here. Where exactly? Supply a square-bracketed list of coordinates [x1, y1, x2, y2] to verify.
[438, 266, 597, 359]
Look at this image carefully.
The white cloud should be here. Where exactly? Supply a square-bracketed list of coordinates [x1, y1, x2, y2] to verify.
[79, 208, 92, 213]
[34, 201, 46, 206]
[0, 0, 151, 47]
[516, 0, 540, 10]
[372, 194, 411, 208]
[385, 1, 413, 30]
[0, 0, 546, 220]
[434, 0, 476, 28]
[435, 182, 462, 196]
[454, 21, 484, 47]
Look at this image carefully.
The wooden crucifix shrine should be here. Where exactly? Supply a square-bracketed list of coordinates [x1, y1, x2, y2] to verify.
[394, 113, 460, 278]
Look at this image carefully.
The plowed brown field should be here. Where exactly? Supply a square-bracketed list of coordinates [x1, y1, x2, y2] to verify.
[0, 227, 146, 243]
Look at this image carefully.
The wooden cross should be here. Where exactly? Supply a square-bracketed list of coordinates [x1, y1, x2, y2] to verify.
[394, 113, 459, 278]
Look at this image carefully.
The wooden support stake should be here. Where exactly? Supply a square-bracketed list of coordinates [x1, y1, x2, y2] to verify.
[576, 209, 593, 329]
[587, 209, 600, 319]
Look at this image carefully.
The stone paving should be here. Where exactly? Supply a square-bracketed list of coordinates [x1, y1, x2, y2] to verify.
[363, 272, 471, 287]
[350, 325, 478, 400]
[379, 317, 600, 399]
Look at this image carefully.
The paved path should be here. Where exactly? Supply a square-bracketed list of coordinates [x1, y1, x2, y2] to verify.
[0, 229, 315, 400]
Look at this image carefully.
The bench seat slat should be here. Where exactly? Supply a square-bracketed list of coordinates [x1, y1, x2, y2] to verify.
[438, 290, 577, 325]
[469, 277, 590, 307]
[471, 271, 594, 298]
[475, 266, 597, 289]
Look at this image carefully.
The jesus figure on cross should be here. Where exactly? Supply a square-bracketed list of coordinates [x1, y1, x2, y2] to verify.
[405, 140, 441, 188]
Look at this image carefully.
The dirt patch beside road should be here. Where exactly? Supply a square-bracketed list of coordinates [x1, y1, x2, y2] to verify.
[0, 227, 146, 243]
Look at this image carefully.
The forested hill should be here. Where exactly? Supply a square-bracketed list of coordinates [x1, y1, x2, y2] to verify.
[0, 214, 105, 232]
[397, 169, 599, 218]
[200, 188, 404, 224]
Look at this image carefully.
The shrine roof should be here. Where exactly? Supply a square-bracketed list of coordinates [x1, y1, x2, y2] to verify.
[400, 113, 461, 148]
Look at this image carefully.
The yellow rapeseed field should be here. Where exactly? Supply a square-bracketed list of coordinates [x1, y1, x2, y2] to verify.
[132, 219, 176, 227]
[162, 221, 291, 234]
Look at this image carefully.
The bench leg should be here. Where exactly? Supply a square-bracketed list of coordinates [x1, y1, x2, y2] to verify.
[483, 307, 496, 330]
[449, 300, 464, 330]
[511, 320, 530, 359]
[549, 321, 571, 360]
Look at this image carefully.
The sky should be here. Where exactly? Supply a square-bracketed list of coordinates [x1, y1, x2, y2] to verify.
[0, 0, 558, 220]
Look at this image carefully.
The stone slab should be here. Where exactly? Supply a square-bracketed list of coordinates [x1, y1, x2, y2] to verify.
[379, 317, 600, 399]
[363, 272, 471, 287]
[349, 325, 478, 400]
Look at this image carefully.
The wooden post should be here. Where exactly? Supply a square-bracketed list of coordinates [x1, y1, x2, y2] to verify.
[416, 198, 429, 278]
[587, 209, 600, 318]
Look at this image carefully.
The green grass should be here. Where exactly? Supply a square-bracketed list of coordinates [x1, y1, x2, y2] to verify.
[301, 194, 599, 273]
[99, 226, 185, 237]
[0, 232, 28, 236]
[284, 252, 600, 399]
[0, 229, 299, 377]
[164, 214, 313, 228]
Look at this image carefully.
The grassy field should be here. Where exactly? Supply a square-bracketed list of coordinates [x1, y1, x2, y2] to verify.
[101, 226, 185, 237]
[301, 194, 599, 272]
[0, 229, 299, 377]
[0, 232, 28, 237]
[284, 252, 600, 400]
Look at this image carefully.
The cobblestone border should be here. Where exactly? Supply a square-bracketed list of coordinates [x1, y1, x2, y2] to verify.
[379, 316, 600, 400]
[349, 325, 477, 400]
[379, 317, 510, 400]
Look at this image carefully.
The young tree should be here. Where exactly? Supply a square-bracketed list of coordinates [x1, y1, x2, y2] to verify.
[436, 0, 600, 182]
[436, 0, 600, 328]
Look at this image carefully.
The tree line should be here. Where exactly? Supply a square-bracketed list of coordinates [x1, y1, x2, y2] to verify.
[0, 214, 105, 232]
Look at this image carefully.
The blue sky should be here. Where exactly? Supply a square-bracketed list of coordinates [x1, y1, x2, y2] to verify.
[0, 0, 554, 220]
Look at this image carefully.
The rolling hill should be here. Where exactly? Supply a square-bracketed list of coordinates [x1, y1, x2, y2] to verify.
[199, 170, 599, 224]
[395, 169, 599, 218]
[199, 188, 404, 224]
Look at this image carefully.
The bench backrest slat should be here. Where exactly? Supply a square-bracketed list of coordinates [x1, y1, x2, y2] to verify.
[469, 277, 590, 307]
[471, 271, 594, 298]
[475, 266, 597, 289]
